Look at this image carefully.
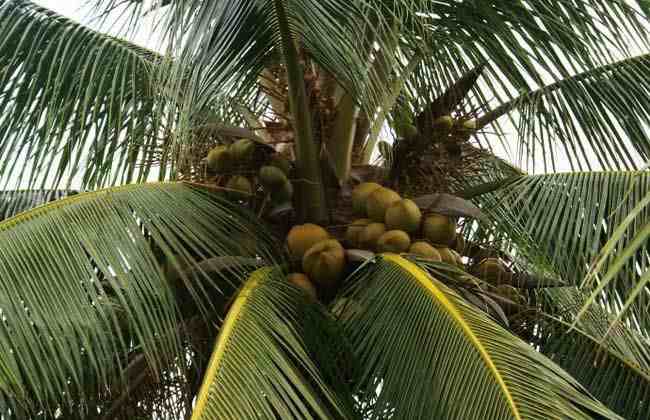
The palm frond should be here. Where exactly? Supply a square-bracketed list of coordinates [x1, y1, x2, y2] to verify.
[0, 189, 78, 221]
[512, 288, 650, 420]
[191, 268, 357, 420]
[475, 171, 650, 292]
[479, 53, 650, 171]
[0, 182, 278, 416]
[335, 254, 620, 419]
[399, 1, 650, 170]
[0, 0, 164, 190]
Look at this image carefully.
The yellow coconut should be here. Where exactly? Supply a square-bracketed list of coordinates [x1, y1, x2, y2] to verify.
[287, 272, 317, 300]
[385, 199, 422, 233]
[271, 180, 293, 204]
[287, 224, 329, 259]
[259, 165, 288, 190]
[207, 145, 231, 173]
[436, 247, 457, 266]
[351, 182, 382, 215]
[376, 230, 411, 253]
[229, 138, 255, 161]
[477, 258, 507, 285]
[344, 218, 372, 248]
[302, 239, 346, 289]
[358, 223, 386, 251]
[423, 213, 456, 246]
[408, 242, 442, 261]
[225, 176, 253, 200]
[366, 188, 401, 222]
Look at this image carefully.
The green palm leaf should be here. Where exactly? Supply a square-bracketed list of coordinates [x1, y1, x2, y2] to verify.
[0, 1, 163, 190]
[0, 182, 277, 416]
[513, 288, 650, 420]
[336, 254, 621, 419]
[478, 53, 650, 171]
[475, 171, 649, 288]
[191, 268, 357, 420]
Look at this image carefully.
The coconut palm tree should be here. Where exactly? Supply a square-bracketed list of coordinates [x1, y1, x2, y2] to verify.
[1, 0, 650, 418]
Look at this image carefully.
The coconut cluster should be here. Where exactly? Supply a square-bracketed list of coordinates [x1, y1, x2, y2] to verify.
[345, 182, 464, 266]
[205, 140, 294, 204]
[394, 115, 477, 142]
[285, 223, 346, 300]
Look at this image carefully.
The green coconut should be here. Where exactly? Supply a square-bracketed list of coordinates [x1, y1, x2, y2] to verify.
[302, 239, 346, 289]
[225, 176, 253, 200]
[259, 165, 288, 190]
[271, 180, 293, 204]
[358, 223, 386, 251]
[432, 115, 454, 132]
[462, 118, 477, 131]
[351, 182, 382, 215]
[229, 139, 255, 161]
[423, 213, 457, 246]
[344, 218, 372, 248]
[287, 272, 317, 300]
[376, 230, 411, 253]
[269, 154, 292, 175]
[207, 145, 231, 173]
[385, 199, 422, 233]
[477, 258, 507, 285]
[408, 241, 442, 261]
[287, 223, 329, 259]
[436, 247, 457, 266]
[398, 123, 418, 139]
[366, 188, 401, 222]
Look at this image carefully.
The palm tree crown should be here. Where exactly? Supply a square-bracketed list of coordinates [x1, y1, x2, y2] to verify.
[0, 0, 649, 419]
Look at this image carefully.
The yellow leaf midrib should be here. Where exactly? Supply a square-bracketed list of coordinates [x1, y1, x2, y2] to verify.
[190, 267, 269, 420]
[382, 253, 521, 420]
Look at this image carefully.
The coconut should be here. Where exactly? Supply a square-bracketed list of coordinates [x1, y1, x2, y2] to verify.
[462, 118, 477, 131]
[259, 165, 288, 190]
[432, 115, 455, 132]
[436, 247, 457, 266]
[400, 123, 418, 139]
[344, 218, 372, 248]
[302, 239, 346, 289]
[225, 176, 252, 200]
[287, 224, 329, 259]
[287, 272, 317, 300]
[358, 223, 386, 251]
[351, 182, 382, 215]
[269, 154, 292, 175]
[423, 213, 456, 246]
[385, 199, 422, 233]
[229, 139, 255, 161]
[376, 230, 411, 253]
[477, 258, 507, 285]
[271, 180, 293, 204]
[207, 145, 231, 173]
[408, 241, 442, 261]
[367, 188, 401, 222]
